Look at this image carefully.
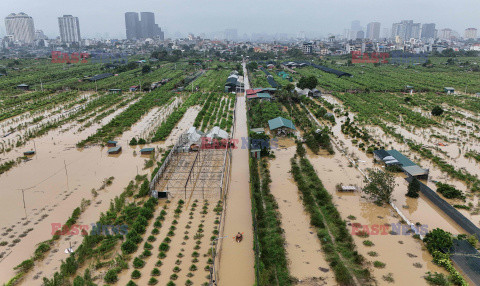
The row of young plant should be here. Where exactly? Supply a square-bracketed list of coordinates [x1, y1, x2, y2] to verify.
[277, 93, 335, 154]
[151, 92, 203, 142]
[35, 176, 158, 285]
[6, 199, 91, 286]
[408, 141, 480, 192]
[290, 142, 371, 285]
[124, 198, 179, 286]
[0, 90, 80, 123]
[249, 157, 291, 285]
[77, 81, 182, 147]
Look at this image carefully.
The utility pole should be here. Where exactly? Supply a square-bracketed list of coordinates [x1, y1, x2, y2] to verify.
[64, 160, 70, 192]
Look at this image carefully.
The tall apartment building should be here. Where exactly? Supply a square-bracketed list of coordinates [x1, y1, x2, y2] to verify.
[465, 28, 478, 39]
[439, 28, 453, 40]
[5, 12, 35, 44]
[421, 23, 436, 39]
[391, 20, 421, 40]
[58, 15, 81, 44]
[125, 12, 141, 40]
[366, 22, 381, 40]
[125, 12, 164, 40]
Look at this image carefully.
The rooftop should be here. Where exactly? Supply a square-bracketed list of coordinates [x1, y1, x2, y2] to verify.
[268, 116, 296, 131]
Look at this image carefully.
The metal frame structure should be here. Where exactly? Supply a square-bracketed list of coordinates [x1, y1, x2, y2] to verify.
[151, 132, 232, 201]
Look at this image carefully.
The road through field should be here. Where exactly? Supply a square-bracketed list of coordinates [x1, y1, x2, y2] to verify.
[217, 61, 255, 286]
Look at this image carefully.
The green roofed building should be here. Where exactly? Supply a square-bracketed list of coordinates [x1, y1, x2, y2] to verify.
[268, 116, 296, 135]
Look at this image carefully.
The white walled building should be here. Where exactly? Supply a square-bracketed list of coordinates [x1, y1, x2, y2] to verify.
[5, 12, 35, 44]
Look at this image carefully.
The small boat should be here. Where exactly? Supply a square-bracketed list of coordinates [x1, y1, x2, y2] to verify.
[23, 150, 35, 156]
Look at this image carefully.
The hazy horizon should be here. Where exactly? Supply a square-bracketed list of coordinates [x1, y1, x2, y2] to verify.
[0, 0, 478, 39]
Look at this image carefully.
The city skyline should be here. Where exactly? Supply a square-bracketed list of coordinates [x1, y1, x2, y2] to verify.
[0, 0, 479, 39]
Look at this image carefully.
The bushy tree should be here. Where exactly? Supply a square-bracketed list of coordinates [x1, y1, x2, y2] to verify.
[431, 106, 444, 116]
[129, 138, 138, 146]
[406, 178, 420, 198]
[423, 228, 453, 253]
[297, 76, 318, 90]
[362, 169, 395, 205]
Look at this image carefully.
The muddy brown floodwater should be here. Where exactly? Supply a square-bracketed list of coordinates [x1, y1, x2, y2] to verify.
[0, 106, 199, 285]
[269, 145, 334, 284]
[217, 63, 255, 286]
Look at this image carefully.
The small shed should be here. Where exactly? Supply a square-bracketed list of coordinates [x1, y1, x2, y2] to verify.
[107, 140, 117, 147]
[23, 150, 35, 156]
[250, 141, 262, 158]
[444, 87, 455, 94]
[250, 128, 265, 134]
[108, 146, 122, 154]
[17, 84, 29, 90]
[109, 89, 122, 95]
[312, 89, 322, 97]
[130, 85, 139, 92]
[140, 147, 155, 155]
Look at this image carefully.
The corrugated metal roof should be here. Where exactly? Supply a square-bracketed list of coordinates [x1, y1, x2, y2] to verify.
[108, 146, 122, 153]
[402, 165, 428, 176]
[386, 149, 416, 167]
[268, 117, 296, 131]
[206, 126, 228, 140]
[140, 148, 155, 152]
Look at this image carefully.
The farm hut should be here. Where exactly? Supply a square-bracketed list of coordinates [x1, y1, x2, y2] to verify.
[324, 113, 335, 120]
[250, 141, 262, 159]
[23, 150, 35, 156]
[109, 89, 122, 94]
[475, 93, 480, 98]
[268, 116, 296, 135]
[375, 149, 429, 180]
[405, 85, 414, 91]
[129, 85, 139, 92]
[205, 126, 229, 140]
[246, 92, 272, 101]
[225, 73, 239, 93]
[108, 146, 122, 154]
[444, 87, 455, 94]
[312, 89, 322, 97]
[88, 73, 113, 82]
[251, 128, 265, 134]
[106, 140, 117, 147]
[17, 84, 29, 90]
[140, 147, 155, 155]
[336, 185, 357, 192]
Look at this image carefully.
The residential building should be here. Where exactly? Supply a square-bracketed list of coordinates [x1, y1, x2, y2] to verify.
[140, 12, 155, 38]
[5, 12, 35, 44]
[421, 23, 436, 39]
[125, 12, 164, 40]
[225, 29, 238, 41]
[391, 20, 421, 40]
[465, 28, 477, 40]
[439, 28, 453, 40]
[366, 22, 381, 40]
[302, 42, 313, 54]
[58, 15, 81, 44]
[125, 12, 141, 40]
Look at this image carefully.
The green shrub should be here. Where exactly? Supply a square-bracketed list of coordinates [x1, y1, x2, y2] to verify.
[131, 269, 141, 279]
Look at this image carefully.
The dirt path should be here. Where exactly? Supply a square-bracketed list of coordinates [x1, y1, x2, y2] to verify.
[217, 62, 255, 286]
[270, 146, 334, 284]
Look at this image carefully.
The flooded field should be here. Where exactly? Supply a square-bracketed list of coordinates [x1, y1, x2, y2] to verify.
[270, 146, 334, 284]
[0, 105, 200, 284]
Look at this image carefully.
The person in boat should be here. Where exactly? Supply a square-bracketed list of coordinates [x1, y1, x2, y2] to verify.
[235, 232, 243, 242]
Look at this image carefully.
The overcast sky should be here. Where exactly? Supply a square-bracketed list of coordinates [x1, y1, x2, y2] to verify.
[0, 0, 478, 39]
